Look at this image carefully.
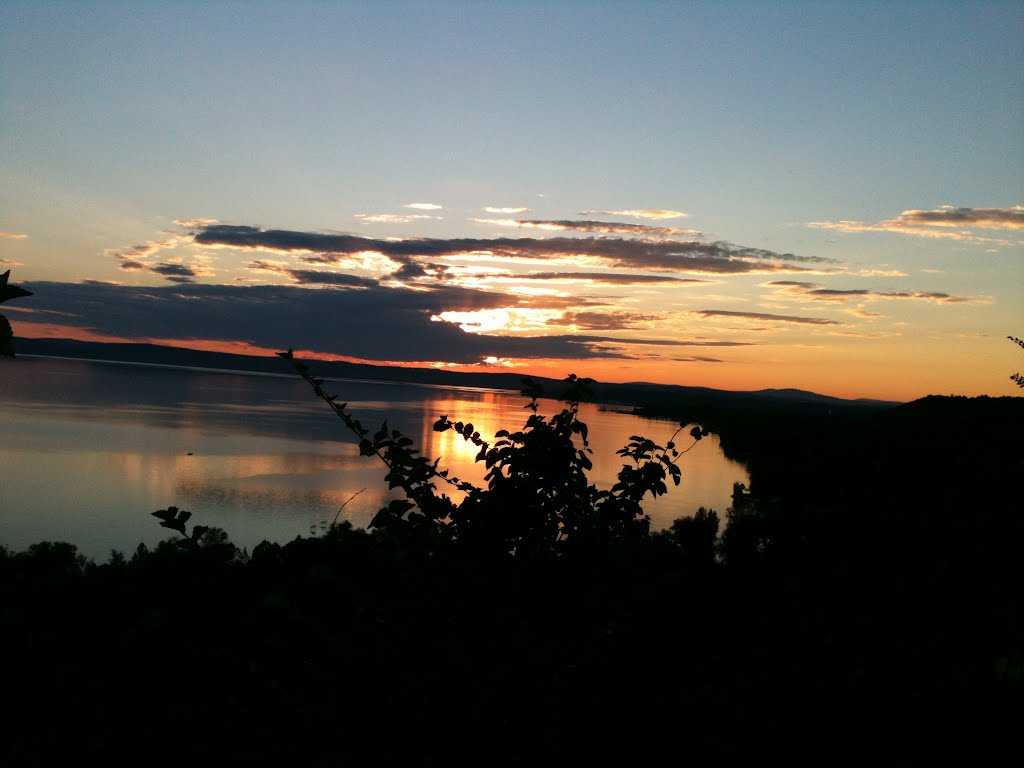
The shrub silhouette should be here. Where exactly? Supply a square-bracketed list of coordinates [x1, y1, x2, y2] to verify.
[277, 349, 706, 555]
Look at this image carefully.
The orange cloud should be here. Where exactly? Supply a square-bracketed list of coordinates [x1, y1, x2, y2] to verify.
[581, 209, 687, 220]
[469, 218, 701, 237]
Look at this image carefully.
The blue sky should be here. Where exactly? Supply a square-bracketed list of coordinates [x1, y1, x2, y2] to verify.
[2, 1, 1022, 399]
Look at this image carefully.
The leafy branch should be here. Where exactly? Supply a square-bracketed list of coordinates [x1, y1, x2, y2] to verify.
[275, 352, 707, 554]
[277, 349, 469, 530]
[1010, 336, 1024, 389]
[151, 506, 209, 547]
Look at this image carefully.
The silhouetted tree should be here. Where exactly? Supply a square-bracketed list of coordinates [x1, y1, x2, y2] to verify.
[277, 350, 701, 555]
[0, 269, 33, 357]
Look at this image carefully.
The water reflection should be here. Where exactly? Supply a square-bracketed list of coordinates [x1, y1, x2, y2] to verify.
[0, 356, 748, 559]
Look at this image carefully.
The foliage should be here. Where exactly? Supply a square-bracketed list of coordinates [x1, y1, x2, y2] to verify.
[0, 268, 33, 357]
[276, 349, 706, 554]
[1010, 335, 1024, 388]
[151, 505, 209, 545]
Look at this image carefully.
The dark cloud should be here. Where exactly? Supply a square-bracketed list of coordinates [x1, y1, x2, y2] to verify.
[695, 309, 841, 325]
[286, 270, 379, 288]
[873, 290, 973, 304]
[392, 262, 431, 280]
[21, 281, 741, 364]
[807, 288, 871, 298]
[895, 206, 1024, 229]
[766, 280, 978, 304]
[118, 259, 146, 271]
[808, 205, 1023, 243]
[192, 224, 831, 275]
[151, 263, 199, 279]
[244, 261, 379, 289]
[551, 310, 659, 331]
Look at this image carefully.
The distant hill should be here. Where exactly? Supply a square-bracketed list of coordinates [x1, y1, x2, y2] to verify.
[13, 335, 901, 468]
[14, 337, 897, 413]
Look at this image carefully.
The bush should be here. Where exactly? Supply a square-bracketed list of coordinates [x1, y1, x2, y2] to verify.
[277, 350, 706, 556]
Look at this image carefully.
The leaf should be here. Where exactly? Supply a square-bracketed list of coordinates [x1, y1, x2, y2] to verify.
[387, 499, 415, 516]
[160, 520, 186, 536]
[151, 507, 178, 521]
[369, 508, 396, 529]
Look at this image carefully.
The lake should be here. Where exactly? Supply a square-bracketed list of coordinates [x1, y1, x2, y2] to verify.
[0, 356, 749, 559]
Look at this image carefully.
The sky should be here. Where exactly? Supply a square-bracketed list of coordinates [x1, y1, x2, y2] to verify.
[1, 0, 1021, 401]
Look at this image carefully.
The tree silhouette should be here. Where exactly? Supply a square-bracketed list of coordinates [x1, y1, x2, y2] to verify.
[0, 269, 33, 357]
[277, 350, 701, 554]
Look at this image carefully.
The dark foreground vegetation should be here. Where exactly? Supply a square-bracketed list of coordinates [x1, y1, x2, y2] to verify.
[3, 360, 1022, 764]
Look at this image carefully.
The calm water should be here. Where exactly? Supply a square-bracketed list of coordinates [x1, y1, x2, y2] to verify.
[0, 356, 749, 559]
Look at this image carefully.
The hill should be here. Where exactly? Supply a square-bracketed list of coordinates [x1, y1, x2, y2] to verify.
[15, 336, 895, 413]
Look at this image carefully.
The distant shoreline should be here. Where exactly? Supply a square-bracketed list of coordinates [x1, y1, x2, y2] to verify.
[16, 352, 522, 397]
[12, 336, 898, 410]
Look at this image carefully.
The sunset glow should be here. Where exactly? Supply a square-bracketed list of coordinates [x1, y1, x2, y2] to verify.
[1, 2, 1020, 402]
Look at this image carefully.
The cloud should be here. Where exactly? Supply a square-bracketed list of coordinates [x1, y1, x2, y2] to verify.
[19, 280, 750, 365]
[191, 223, 831, 276]
[0, 258, 24, 266]
[484, 271, 711, 286]
[109, 235, 199, 279]
[808, 205, 1023, 243]
[246, 260, 379, 288]
[150, 263, 201, 283]
[404, 203, 443, 210]
[469, 218, 702, 237]
[827, 330, 903, 339]
[0, 231, 29, 239]
[851, 269, 909, 277]
[694, 309, 841, 325]
[581, 209, 687, 220]
[484, 207, 532, 214]
[871, 290, 986, 304]
[764, 280, 983, 304]
[548, 310, 660, 331]
[893, 206, 1024, 229]
[845, 307, 881, 319]
[355, 213, 441, 223]
[174, 218, 220, 228]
